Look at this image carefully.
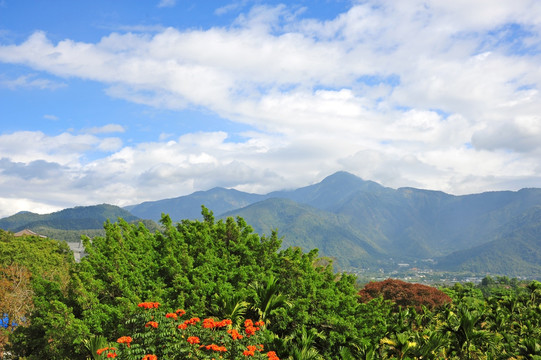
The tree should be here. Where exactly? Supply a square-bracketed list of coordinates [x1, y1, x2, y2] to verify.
[0, 229, 75, 357]
[249, 274, 292, 325]
[0, 264, 33, 354]
[358, 279, 452, 312]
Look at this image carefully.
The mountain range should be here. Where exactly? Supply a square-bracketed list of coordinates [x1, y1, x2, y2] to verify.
[1, 171, 540, 279]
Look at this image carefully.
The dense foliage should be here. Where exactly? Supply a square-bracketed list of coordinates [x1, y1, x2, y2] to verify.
[1, 208, 541, 359]
[0, 229, 75, 356]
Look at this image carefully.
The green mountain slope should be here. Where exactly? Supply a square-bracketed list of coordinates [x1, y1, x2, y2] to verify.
[3, 171, 541, 277]
[268, 171, 391, 211]
[120, 171, 541, 276]
[0, 204, 139, 232]
[221, 197, 385, 269]
[436, 206, 541, 278]
[126, 187, 266, 221]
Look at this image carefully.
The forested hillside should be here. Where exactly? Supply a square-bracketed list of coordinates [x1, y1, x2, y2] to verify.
[0, 204, 139, 231]
[220, 172, 541, 276]
[126, 187, 265, 221]
[0, 204, 152, 242]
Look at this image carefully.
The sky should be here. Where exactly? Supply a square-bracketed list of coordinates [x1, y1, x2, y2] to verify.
[1, 0, 541, 218]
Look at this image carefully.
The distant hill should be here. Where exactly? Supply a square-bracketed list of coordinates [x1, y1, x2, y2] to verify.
[221, 197, 386, 270]
[2, 172, 541, 278]
[126, 187, 266, 222]
[120, 171, 541, 277]
[0, 204, 141, 242]
[436, 206, 541, 278]
[267, 171, 390, 211]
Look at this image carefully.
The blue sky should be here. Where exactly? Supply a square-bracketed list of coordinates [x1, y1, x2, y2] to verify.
[1, 0, 541, 217]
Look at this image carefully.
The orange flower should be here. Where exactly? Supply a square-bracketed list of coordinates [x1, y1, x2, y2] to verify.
[145, 321, 159, 328]
[138, 302, 160, 309]
[96, 347, 118, 358]
[244, 319, 254, 328]
[243, 349, 255, 356]
[175, 309, 186, 317]
[255, 320, 265, 327]
[203, 318, 215, 328]
[204, 344, 227, 352]
[227, 329, 243, 340]
[187, 336, 200, 344]
[97, 347, 109, 355]
[215, 318, 232, 327]
[142, 355, 158, 360]
[267, 351, 279, 360]
[178, 316, 200, 330]
[117, 336, 133, 348]
[245, 325, 257, 336]
[165, 313, 178, 320]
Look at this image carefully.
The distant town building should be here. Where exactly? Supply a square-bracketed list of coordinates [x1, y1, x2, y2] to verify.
[13, 229, 47, 238]
[68, 241, 86, 262]
[12, 229, 86, 262]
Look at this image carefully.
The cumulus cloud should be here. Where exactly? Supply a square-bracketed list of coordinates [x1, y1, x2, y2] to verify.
[0, 73, 66, 90]
[1, 1, 541, 215]
[85, 124, 125, 134]
[471, 116, 541, 152]
[0, 158, 65, 180]
[157, 0, 176, 8]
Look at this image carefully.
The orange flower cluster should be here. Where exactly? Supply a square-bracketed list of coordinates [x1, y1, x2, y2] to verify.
[108, 304, 279, 360]
[138, 302, 160, 309]
[178, 317, 200, 329]
[202, 343, 227, 352]
[145, 321, 159, 328]
[202, 317, 233, 329]
[227, 328, 244, 340]
[116, 336, 133, 348]
[96, 347, 117, 358]
[242, 344, 264, 356]
[244, 319, 263, 337]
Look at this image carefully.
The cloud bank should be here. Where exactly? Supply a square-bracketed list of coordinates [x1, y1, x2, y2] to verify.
[1, 0, 541, 217]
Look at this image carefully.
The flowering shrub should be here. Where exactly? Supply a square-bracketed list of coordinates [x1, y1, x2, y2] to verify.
[97, 302, 279, 360]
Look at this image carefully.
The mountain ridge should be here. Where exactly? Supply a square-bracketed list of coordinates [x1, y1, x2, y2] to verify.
[1, 171, 540, 278]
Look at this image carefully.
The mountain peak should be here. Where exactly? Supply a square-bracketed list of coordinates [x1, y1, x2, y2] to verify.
[321, 171, 373, 186]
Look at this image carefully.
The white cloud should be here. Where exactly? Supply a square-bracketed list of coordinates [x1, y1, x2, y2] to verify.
[97, 137, 123, 152]
[1, 1, 541, 215]
[85, 124, 126, 134]
[0, 198, 63, 218]
[0, 73, 66, 90]
[43, 114, 59, 121]
[157, 0, 176, 8]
